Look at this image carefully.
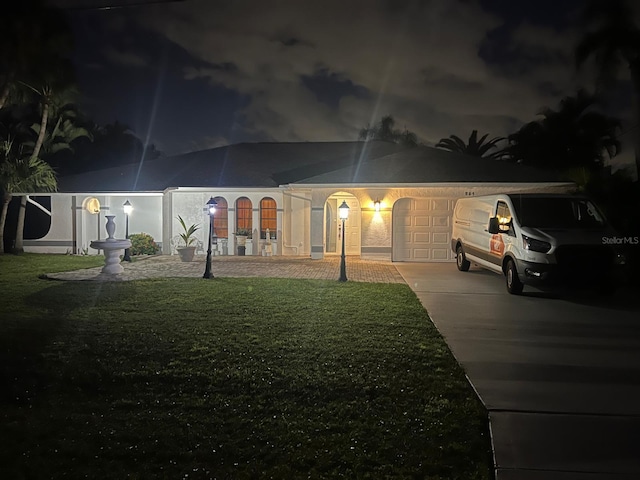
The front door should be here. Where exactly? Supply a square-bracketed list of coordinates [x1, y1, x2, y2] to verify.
[325, 195, 360, 255]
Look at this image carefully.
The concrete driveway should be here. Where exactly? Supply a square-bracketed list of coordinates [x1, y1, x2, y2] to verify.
[395, 263, 640, 480]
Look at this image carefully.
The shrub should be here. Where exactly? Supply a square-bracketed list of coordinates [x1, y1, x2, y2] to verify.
[129, 233, 160, 256]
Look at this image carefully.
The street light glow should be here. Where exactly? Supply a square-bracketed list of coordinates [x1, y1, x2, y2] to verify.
[339, 200, 350, 220]
[338, 200, 349, 282]
[203, 196, 218, 279]
[123, 199, 133, 261]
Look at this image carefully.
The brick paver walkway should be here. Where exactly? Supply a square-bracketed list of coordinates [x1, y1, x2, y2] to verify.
[44, 255, 406, 284]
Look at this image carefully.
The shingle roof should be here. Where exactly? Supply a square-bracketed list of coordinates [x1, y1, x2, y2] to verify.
[295, 146, 566, 184]
[57, 141, 567, 192]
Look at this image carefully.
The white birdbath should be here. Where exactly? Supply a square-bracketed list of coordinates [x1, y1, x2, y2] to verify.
[90, 215, 132, 274]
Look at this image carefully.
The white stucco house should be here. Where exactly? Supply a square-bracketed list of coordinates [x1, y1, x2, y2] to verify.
[19, 141, 574, 262]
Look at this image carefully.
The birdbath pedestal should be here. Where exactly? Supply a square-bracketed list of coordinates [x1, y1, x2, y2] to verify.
[90, 215, 132, 274]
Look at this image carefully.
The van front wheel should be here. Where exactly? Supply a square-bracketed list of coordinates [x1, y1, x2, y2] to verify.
[456, 246, 470, 271]
[506, 259, 524, 295]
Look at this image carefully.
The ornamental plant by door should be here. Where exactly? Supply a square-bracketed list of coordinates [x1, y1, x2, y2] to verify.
[177, 215, 199, 262]
[235, 228, 251, 246]
[235, 228, 251, 256]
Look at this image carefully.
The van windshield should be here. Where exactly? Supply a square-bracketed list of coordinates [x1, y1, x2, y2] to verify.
[510, 197, 606, 229]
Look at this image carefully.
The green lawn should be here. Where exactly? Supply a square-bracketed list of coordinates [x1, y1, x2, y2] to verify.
[0, 254, 493, 479]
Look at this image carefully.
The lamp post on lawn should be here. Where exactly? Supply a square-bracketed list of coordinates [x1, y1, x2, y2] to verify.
[338, 200, 349, 282]
[203, 196, 217, 279]
[123, 199, 133, 261]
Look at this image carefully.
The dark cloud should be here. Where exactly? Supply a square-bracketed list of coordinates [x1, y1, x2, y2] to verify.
[62, 0, 634, 170]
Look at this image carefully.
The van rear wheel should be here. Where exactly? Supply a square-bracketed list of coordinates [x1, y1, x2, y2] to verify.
[506, 259, 524, 295]
[456, 246, 470, 271]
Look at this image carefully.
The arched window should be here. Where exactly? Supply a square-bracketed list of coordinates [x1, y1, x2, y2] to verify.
[260, 197, 277, 239]
[213, 197, 228, 238]
[235, 197, 252, 235]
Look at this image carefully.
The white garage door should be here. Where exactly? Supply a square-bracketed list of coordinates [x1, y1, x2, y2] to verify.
[393, 198, 456, 262]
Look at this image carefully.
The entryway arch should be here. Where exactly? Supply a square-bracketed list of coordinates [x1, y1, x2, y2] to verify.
[324, 192, 360, 255]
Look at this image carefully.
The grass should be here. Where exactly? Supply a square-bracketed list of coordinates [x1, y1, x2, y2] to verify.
[0, 254, 493, 479]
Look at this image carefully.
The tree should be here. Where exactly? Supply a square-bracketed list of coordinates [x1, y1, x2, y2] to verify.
[25, 104, 92, 159]
[50, 120, 162, 175]
[1, 0, 76, 252]
[359, 115, 419, 147]
[0, 138, 57, 254]
[575, 0, 640, 180]
[9, 86, 67, 253]
[0, 0, 74, 111]
[435, 130, 505, 158]
[506, 90, 621, 184]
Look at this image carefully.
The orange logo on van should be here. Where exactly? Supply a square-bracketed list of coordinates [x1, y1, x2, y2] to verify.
[490, 234, 504, 255]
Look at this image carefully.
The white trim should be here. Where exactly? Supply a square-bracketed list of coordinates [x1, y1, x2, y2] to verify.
[25, 195, 52, 216]
[287, 182, 575, 189]
[17, 191, 164, 197]
[170, 186, 284, 192]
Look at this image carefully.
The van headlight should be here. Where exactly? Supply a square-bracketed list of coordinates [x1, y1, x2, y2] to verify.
[522, 235, 551, 253]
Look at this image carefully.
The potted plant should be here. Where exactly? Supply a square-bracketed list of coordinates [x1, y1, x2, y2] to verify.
[176, 215, 200, 262]
[235, 228, 251, 246]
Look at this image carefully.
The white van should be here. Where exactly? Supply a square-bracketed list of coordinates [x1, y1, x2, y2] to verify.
[450, 193, 625, 294]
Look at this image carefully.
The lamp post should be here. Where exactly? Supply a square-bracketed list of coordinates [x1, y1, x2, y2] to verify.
[338, 200, 350, 282]
[203, 196, 217, 279]
[123, 199, 133, 261]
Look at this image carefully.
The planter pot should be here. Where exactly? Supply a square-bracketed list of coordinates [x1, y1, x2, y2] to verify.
[177, 246, 196, 262]
[236, 235, 247, 246]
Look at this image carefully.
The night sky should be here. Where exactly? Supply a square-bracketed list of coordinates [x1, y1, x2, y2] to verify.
[49, 0, 635, 171]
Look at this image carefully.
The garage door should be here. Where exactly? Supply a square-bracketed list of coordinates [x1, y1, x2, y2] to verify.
[393, 198, 456, 262]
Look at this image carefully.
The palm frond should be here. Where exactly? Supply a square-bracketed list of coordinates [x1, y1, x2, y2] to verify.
[437, 130, 505, 157]
[467, 130, 479, 150]
[435, 138, 463, 152]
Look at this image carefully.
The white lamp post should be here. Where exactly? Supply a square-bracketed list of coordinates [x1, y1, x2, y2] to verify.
[338, 200, 350, 282]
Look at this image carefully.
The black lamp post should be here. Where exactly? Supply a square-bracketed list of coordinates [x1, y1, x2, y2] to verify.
[338, 200, 349, 282]
[203, 196, 217, 279]
[123, 199, 133, 261]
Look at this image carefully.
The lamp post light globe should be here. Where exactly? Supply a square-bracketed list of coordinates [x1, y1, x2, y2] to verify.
[123, 199, 133, 262]
[203, 196, 218, 279]
[338, 200, 349, 282]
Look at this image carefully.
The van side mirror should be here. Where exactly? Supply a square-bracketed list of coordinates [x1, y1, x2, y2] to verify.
[488, 217, 500, 234]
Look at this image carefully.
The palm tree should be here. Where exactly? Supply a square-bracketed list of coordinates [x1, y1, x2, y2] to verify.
[0, 138, 57, 254]
[1, 0, 76, 252]
[0, 0, 73, 111]
[435, 130, 505, 158]
[359, 115, 419, 147]
[26, 105, 92, 158]
[575, 0, 640, 179]
[10, 95, 85, 253]
[506, 90, 621, 184]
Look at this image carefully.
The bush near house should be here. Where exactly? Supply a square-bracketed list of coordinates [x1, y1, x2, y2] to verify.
[128, 232, 160, 256]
